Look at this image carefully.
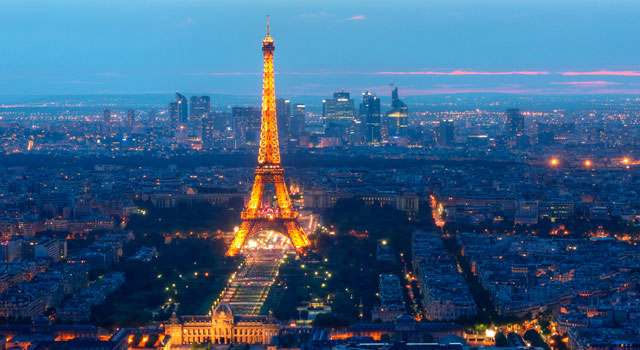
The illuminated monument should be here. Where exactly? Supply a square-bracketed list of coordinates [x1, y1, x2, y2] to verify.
[227, 18, 311, 256]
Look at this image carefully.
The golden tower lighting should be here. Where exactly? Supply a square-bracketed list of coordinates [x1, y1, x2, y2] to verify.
[226, 17, 311, 257]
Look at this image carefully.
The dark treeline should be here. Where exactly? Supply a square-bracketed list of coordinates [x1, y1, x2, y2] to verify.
[0, 152, 520, 170]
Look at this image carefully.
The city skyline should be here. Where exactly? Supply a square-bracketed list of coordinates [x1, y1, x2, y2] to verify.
[1, 0, 640, 95]
[0, 6, 639, 349]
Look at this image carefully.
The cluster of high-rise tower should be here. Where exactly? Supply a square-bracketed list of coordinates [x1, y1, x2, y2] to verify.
[168, 93, 211, 129]
[164, 89, 408, 149]
[321, 87, 409, 146]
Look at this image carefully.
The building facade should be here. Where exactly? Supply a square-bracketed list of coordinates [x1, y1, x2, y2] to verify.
[303, 190, 419, 213]
[360, 91, 381, 144]
[164, 304, 280, 345]
[323, 91, 355, 141]
[232, 107, 261, 146]
[276, 98, 291, 142]
[386, 87, 408, 138]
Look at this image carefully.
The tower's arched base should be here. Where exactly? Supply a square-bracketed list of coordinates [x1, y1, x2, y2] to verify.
[226, 218, 310, 256]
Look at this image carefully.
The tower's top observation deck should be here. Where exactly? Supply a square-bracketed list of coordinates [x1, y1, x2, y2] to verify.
[263, 16, 274, 49]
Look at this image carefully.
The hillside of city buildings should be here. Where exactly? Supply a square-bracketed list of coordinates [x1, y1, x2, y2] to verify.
[0, 93, 638, 350]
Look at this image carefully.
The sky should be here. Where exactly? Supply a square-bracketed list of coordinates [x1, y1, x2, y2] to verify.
[1, 0, 640, 96]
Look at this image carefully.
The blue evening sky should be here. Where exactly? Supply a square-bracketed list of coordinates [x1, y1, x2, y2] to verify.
[1, 0, 639, 96]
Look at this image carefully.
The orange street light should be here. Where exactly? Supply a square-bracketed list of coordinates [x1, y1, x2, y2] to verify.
[622, 157, 631, 164]
[550, 158, 559, 166]
[584, 160, 592, 168]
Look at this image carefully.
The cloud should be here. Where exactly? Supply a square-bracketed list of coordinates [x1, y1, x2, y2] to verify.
[365, 86, 640, 95]
[347, 15, 366, 20]
[376, 70, 549, 75]
[390, 88, 543, 95]
[551, 81, 622, 87]
[562, 70, 640, 76]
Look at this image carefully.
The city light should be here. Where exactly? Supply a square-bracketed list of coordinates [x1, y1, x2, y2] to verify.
[550, 158, 559, 166]
[584, 160, 592, 167]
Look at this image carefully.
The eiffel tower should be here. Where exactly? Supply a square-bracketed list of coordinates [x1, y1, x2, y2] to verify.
[226, 18, 311, 256]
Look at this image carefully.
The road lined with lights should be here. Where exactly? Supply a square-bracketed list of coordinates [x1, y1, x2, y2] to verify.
[218, 232, 291, 315]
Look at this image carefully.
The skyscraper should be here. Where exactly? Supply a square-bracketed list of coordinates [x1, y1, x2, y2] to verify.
[323, 91, 354, 140]
[103, 108, 111, 133]
[386, 87, 409, 138]
[506, 108, 524, 136]
[360, 91, 381, 144]
[290, 104, 305, 140]
[169, 92, 188, 129]
[168, 103, 178, 129]
[127, 109, 135, 129]
[190, 96, 211, 120]
[202, 115, 216, 150]
[232, 107, 261, 146]
[276, 98, 291, 141]
[438, 119, 455, 146]
[202, 112, 231, 149]
[146, 108, 156, 130]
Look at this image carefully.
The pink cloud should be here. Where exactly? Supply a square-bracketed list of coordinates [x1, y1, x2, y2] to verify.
[396, 88, 543, 95]
[551, 81, 623, 87]
[562, 70, 640, 76]
[373, 86, 640, 95]
[347, 15, 366, 20]
[360, 84, 540, 95]
[376, 70, 549, 76]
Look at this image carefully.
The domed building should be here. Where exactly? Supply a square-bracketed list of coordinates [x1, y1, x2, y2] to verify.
[164, 303, 280, 345]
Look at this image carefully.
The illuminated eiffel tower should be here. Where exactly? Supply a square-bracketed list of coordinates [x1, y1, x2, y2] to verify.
[226, 18, 311, 256]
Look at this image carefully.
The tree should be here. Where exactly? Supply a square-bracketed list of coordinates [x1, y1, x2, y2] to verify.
[550, 335, 567, 350]
[495, 332, 508, 347]
[524, 329, 550, 350]
[422, 333, 434, 343]
[311, 313, 351, 329]
[300, 310, 309, 321]
[539, 319, 551, 335]
[381, 334, 391, 343]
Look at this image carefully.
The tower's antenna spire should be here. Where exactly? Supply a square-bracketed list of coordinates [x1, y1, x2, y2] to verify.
[267, 15, 270, 36]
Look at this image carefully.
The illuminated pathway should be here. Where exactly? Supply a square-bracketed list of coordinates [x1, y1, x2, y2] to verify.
[219, 233, 291, 315]
[430, 194, 445, 228]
